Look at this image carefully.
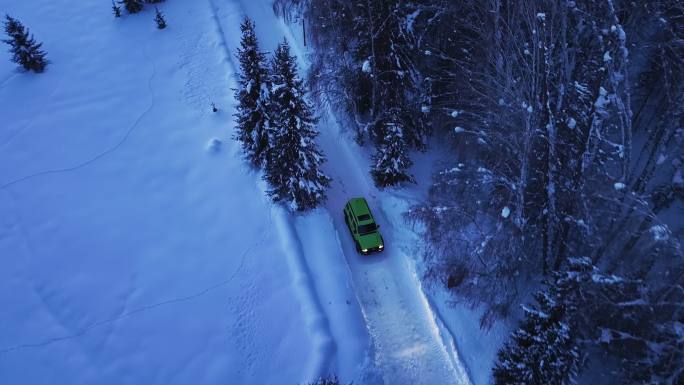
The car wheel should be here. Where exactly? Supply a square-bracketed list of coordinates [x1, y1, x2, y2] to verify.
[355, 241, 362, 254]
[344, 209, 349, 227]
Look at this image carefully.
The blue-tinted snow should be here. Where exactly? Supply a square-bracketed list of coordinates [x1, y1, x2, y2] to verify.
[1, 0, 478, 384]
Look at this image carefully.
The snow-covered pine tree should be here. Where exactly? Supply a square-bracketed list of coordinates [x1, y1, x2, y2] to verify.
[352, 0, 428, 185]
[2, 15, 47, 73]
[154, 8, 166, 29]
[493, 261, 582, 385]
[119, 0, 143, 14]
[234, 17, 270, 167]
[295, 0, 430, 188]
[371, 112, 414, 187]
[265, 39, 331, 211]
[112, 1, 122, 17]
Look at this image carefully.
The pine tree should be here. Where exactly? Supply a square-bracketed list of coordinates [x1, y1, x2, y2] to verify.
[493, 260, 586, 385]
[265, 39, 331, 211]
[371, 112, 414, 187]
[493, 293, 579, 385]
[2, 15, 47, 73]
[351, 0, 429, 187]
[119, 0, 143, 14]
[234, 17, 270, 166]
[154, 7, 166, 29]
[112, 1, 122, 17]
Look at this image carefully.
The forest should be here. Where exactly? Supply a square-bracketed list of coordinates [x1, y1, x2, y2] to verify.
[275, 0, 683, 383]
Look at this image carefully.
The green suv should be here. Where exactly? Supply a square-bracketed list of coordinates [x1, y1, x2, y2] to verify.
[344, 197, 384, 254]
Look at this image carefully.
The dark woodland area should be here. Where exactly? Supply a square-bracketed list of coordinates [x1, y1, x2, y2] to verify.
[276, 0, 683, 383]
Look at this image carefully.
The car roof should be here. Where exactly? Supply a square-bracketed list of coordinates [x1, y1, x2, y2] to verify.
[348, 198, 373, 221]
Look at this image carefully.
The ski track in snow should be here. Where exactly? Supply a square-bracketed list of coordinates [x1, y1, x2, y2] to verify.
[0, 72, 66, 148]
[0, 219, 270, 356]
[0, 46, 156, 190]
[0, 72, 17, 92]
[0, 1, 324, 384]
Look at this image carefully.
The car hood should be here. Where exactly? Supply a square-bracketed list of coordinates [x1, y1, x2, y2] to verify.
[358, 231, 382, 249]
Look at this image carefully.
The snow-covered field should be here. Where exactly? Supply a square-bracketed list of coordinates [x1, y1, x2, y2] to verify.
[0, 0, 476, 384]
[0, 1, 339, 383]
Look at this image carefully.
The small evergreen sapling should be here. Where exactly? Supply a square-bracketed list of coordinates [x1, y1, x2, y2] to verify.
[112, 1, 122, 18]
[119, 0, 143, 14]
[264, 39, 331, 211]
[2, 15, 47, 73]
[234, 17, 271, 166]
[154, 8, 166, 29]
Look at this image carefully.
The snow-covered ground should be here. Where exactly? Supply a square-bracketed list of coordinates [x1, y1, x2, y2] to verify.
[1, 0, 476, 384]
[0, 1, 357, 383]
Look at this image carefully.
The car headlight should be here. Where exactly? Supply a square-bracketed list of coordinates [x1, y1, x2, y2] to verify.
[362, 248, 368, 253]
[379, 244, 384, 249]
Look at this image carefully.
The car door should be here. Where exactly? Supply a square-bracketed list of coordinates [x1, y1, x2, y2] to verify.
[347, 206, 356, 232]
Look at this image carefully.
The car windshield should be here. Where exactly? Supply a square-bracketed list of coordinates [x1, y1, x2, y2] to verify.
[357, 214, 371, 221]
[358, 223, 377, 235]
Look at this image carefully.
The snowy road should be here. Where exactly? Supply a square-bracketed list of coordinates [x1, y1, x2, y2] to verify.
[317, 113, 472, 385]
[221, 1, 472, 383]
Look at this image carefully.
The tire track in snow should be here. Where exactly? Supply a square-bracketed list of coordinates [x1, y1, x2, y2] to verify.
[207, 0, 338, 379]
[0, 72, 66, 147]
[0, 72, 17, 92]
[319, 109, 472, 385]
[267, 10, 473, 385]
[0, 46, 157, 190]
